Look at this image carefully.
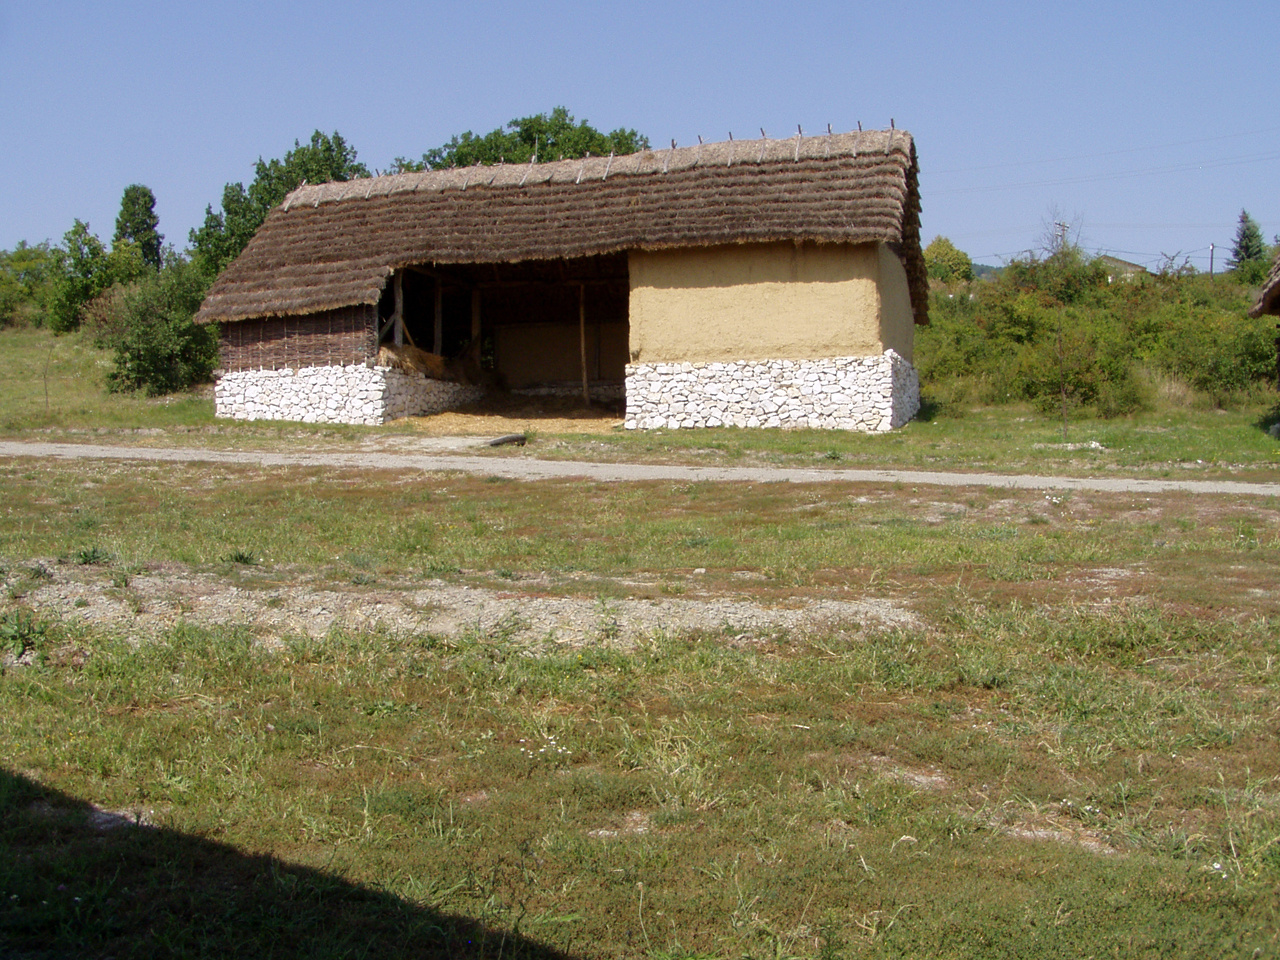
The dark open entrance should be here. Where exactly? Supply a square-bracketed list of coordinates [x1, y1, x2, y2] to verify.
[377, 253, 629, 402]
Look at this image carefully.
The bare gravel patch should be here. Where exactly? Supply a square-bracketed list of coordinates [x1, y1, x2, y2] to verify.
[6, 559, 919, 648]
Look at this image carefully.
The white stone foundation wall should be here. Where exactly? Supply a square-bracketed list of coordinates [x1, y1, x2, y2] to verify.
[624, 351, 920, 432]
[214, 364, 484, 425]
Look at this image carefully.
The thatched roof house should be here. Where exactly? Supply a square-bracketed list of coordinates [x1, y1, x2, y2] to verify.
[200, 128, 927, 431]
[1249, 254, 1280, 317]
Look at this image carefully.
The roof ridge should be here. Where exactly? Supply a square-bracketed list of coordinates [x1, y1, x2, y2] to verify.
[282, 129, 912, 209]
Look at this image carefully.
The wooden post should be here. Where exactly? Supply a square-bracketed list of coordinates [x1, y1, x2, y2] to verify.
[433, 278, 443, 354]
[579, 283, 590, 404]
[392, 272, 404, 346]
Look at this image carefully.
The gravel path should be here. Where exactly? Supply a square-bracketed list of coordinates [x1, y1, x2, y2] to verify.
[2, 440, 1278, 497]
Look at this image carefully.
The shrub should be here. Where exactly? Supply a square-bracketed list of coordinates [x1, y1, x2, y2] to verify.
[93, 257, 218, 396]
[1151, 302, 1276, 404]
[1015, 310, 1148, 417]
[916, 252, 1270, 415]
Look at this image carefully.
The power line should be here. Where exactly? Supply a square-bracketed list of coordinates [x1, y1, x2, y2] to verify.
[928, 151, 1280, 197]
[928, 124, 1280, 176]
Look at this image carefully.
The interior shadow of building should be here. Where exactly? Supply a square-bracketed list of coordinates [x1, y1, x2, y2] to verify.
[1, 768, 584, 959]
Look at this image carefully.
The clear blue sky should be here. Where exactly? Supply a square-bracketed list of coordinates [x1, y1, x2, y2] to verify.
[2, 0, 1276, 271]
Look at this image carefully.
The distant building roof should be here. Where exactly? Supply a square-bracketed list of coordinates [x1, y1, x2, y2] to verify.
[1097, 255, 1149, 277]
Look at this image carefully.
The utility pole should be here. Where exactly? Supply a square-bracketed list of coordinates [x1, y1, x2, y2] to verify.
[1209, 243, 1215, 281]
[1054, 221, 1070, 253]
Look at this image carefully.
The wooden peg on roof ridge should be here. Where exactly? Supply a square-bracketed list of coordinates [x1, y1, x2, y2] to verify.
[697, 134, 703, 144]
[602, 151, 614, 180]
[760, 127, 767, 139]
[797, 124, 803, 136]
[857, 121, 862, 131]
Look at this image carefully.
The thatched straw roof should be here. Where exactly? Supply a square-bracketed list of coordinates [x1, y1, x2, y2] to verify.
[197, 129, 926, 326]
[1249, 253, 1280, 317]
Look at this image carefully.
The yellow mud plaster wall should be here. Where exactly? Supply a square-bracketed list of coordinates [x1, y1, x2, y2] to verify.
[877, 244, 915, 362]
[628, 242, 912, 363]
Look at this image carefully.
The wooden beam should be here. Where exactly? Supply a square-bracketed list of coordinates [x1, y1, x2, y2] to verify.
[401, 261, 624, 290]
[433, 278, 443, 355]
[392, 272, 404, 347]
[403, 263, 447, 280]
[579, 283, 590, 405]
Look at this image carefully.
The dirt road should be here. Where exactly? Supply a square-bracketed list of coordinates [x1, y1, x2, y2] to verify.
[2, 440, 1278, 497]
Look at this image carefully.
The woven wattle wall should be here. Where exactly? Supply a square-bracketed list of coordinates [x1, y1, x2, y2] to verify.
[218, 305, 375, 373]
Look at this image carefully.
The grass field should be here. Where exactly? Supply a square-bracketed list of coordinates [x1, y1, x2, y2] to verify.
[3, 326, 1280, 481]
[1, 325, 1279, 958]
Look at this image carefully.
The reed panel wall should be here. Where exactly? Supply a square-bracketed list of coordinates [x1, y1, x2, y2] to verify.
[219, 305, 376, 372]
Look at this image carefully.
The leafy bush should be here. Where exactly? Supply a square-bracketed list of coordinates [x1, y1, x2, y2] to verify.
[88, 256, 217, 396]
[1151, 303, 1276, 403]
[917, 250, 1270, 415]
[1014, 310, 1149, 417]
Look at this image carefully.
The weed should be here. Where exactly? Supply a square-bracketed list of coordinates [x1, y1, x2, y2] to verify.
[0, 608, 50, 657]
[73, 546, 111, 565]
[222, 548, 259, 565]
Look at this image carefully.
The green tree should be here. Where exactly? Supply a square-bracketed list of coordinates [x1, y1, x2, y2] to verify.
[47, 221, 148, 332]
[114, 184, 163, 270]
[95, 252, 218, 395]
[924, 236, 974, 283]
[0, 241, 59, 327]
[1228, 209, 1267, 282]
[393, 106, 649, 172]
[190, 131, 369, 276]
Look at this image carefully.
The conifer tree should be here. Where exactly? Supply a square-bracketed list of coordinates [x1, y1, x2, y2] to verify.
[114, 184, 163, 270]
[1229, 209, 1266, 269]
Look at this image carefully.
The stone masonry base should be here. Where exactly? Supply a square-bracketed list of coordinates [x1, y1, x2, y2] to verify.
[624, 351, 919, 432]
[214, 364, 484, 425]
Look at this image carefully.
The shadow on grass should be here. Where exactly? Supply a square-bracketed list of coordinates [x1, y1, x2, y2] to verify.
[913, 394, 944, 423]
[0, 769, 580, 960]
[1253, 397, 1280, 436]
